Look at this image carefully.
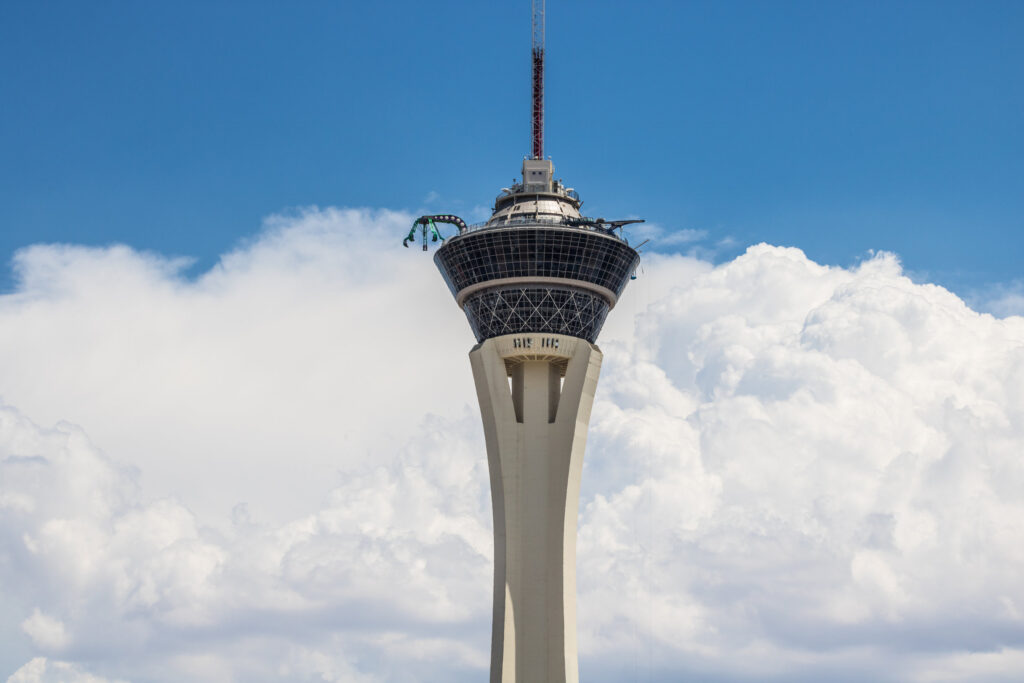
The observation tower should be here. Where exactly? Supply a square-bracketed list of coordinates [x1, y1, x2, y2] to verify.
[406, 2, 641, 681]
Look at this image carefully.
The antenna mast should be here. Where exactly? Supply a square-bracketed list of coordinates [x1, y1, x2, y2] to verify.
[531, 0, 545, 160]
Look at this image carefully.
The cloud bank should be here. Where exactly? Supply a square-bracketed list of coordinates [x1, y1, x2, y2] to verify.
[2, 208, 1023, 681]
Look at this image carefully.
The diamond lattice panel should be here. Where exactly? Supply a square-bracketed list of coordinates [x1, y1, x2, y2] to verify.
[463, 286, 611, 342]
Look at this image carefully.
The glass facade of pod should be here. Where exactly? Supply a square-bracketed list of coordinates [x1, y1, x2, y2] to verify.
[434, 225, 640, 343]
[433, 227, 639, 299]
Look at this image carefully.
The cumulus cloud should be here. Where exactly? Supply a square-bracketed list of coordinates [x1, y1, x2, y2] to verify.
[7, 658, 125, 683]
[2, 209, 1023, 681]
[578, 245, 1024, 681]
[0, 399, 490, 681]
[19, 613, 68, 652]
[0, 208, 474, 524]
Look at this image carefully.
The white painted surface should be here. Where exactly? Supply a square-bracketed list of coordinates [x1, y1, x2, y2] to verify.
[470, 333, 601, 683]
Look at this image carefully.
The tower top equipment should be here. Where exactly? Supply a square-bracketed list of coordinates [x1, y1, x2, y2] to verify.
[531, 0, 545, 160]
[405, 0, 644, 344]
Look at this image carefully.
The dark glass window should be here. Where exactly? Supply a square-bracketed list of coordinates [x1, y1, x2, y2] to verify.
[434, 226, 640, 301]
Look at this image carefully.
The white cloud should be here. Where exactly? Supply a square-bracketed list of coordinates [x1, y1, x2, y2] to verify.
[6, 658, 125, 683]
[1, 398, 491, 680]
[575, 244, 1024, 680]
[18, 613, 68, 652]
[0, 208, 473, 524]
[1, 210, 1024, 681]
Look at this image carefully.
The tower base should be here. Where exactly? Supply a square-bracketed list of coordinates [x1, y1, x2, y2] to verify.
[470, 333, 602, 683]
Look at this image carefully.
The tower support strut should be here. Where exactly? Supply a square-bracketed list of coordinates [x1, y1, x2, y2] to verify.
[470, 332, 599, 683]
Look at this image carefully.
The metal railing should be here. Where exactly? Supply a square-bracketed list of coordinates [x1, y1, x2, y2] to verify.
[497, 184, 580, 202]
[458, 215, 630, 243]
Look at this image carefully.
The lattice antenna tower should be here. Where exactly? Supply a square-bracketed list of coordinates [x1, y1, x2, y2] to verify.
[531, 0, 545, 160]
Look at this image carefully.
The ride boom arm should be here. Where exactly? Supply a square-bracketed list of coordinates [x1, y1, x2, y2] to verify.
[403, 214, 468, 250]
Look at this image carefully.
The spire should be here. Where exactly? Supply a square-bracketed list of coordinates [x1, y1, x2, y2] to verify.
[531, 0, 545, 160]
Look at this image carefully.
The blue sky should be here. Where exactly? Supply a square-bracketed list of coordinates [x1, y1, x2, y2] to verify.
[1, 0, 1021, 295]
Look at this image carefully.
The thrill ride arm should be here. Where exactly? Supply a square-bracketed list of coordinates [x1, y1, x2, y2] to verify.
[403, 214, 468, 251]
[564, 217, 645, 234]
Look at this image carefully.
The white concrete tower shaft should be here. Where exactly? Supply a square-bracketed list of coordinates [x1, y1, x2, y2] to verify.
[470, 333, 600, 683]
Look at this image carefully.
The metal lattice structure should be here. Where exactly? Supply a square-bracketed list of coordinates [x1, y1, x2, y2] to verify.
[462, 286, 610, 343]
[531, 0, 545, 160]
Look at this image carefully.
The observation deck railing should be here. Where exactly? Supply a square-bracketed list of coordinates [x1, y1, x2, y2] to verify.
[459, 215, 632, 244]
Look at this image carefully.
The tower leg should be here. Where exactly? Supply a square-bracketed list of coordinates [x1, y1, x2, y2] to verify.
[469, 334, 602, 683]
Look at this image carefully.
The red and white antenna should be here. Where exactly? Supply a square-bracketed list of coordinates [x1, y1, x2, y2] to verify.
[531, 0, 545, 160]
